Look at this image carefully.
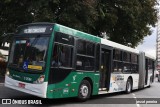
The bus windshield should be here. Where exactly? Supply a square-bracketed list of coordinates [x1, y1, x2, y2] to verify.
[8, 36, 50, 72]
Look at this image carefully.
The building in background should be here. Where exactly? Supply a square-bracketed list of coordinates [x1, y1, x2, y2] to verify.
[157, 14, 160, 69]
[0, 42, 9, 62]
[0, 35, 11, 76]
[0, 33, 13, 62]
[0, 42, 9, 76]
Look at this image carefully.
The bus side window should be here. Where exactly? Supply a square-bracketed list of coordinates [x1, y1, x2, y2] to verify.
[51, 44, 73, 68]
[52, 44, 59, 67]
[76, 39, 95, 71]
[51, 32, 74, 68]
[96, 44, 100, 71]
[112, 49, 123, 73]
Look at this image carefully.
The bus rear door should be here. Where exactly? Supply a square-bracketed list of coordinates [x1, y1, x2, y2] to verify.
[99, 45, 113, 91]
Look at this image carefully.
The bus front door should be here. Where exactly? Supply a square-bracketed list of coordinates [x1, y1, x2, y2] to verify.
[100, 46, 112, 91]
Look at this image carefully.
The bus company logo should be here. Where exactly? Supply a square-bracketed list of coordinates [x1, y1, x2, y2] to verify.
[73, 75, 77, 81]
[2, 99, 11, 104]
[1, 99, 42, 105]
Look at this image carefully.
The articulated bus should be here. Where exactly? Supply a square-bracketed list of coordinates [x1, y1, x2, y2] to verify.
[5, 23, 155, 101]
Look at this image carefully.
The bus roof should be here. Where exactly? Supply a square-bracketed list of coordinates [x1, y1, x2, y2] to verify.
[101, 39, 156, 60]
[54, 24, 101, 43]
[16, 23, 156, 60]
[101, 38, 139, 54]
[17, 22, 54, 28]
[145, 53, 156, 60]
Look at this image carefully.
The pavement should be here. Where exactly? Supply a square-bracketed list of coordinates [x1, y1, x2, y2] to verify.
[0, 78, 160, 107]
[0, 75, 4, 83]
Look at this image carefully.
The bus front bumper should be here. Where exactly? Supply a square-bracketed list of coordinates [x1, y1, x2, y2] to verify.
[4, 75, 48, 98]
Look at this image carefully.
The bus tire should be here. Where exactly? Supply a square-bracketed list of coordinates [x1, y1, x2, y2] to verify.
[78, 80, 91, 101]
[158, 75, 160, 82]
[125, 78, 132, 94]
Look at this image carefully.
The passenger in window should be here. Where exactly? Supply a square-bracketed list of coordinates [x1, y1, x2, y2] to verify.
[33, 53, 44, 66]
[59, 47, 66, 66]
[18, 55, 24, 67]
[36, 53, 43, 62]
[52, 45, 61, 67]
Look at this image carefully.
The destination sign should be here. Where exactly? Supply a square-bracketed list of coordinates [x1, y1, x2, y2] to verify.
[16, 24, 54, 34]
[24, 27, 46, 33]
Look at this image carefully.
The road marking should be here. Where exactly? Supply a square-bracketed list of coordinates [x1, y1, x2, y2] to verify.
[132, 93, 140, 107]
[137, 104, 140, 107]
[133, 96, 137, 98]
[132, 93, 137, 98]
[132, 93, 135, 96]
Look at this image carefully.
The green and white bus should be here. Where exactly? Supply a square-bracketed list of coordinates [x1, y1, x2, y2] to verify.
[5, 23, 155, 100]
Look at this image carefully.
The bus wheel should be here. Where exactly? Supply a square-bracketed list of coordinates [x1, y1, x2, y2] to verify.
[125, 78, 132, 94]
[158, 76, 160, 82]
[78, 80, 91, 101]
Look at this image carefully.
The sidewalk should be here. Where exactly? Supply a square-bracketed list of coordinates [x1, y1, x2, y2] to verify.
[0, 75, 4, 83]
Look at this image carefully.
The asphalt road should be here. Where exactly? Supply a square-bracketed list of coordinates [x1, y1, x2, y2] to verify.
[0, 78, 160, 107]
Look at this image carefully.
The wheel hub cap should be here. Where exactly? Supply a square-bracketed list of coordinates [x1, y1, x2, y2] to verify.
[80, 85, 89, 97]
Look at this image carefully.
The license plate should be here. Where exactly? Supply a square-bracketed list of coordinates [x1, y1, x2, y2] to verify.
[18, 83, 25, 88]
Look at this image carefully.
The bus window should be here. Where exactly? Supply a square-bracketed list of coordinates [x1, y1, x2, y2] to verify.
[9, 36, 49, 71]
[131, 54, 138, 64]
[131, 64, 138, 73]
[51, 32, 74, 68]
[113, 49, 122, 61]
[113, 49, 123, 73]
[123, 63, 131, 73]
[52, 44, 59, 67]
[77, 39, 95, 56]
[76, 56, 94, 71]
[131, 54, 138, 73]
[51, 44, 73, 68]
[86, 42, 94, 56]
[113, 61, 123, 72]
[76, 39, 95, 71]
[96, 44, 100, 71]
[55, 32, 74, 45]
[77, 39, 86, 55]
[123, 52, 131, 62]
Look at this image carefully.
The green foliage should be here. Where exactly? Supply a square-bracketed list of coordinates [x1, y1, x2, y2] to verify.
[0, 0, 158, 47]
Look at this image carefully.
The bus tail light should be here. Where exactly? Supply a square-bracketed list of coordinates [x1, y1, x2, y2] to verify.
[34, 75, 45, 84]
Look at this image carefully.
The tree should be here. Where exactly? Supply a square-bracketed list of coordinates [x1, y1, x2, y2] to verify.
[94, 0, 158, 47]
[0, 0, 158, 47]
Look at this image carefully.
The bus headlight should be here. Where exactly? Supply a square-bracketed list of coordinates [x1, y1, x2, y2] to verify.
[34, 75, 45, 84]
[6, 68, 10, 76]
